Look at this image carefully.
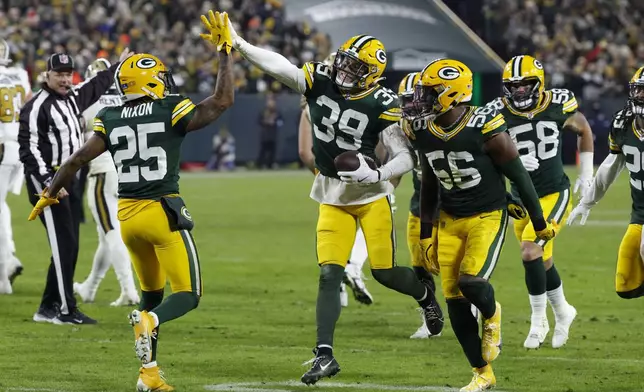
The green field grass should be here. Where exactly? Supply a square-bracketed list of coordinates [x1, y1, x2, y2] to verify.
[0, 168, 643, 392]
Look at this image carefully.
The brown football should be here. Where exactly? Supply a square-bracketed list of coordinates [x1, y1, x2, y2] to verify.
[334, 151, 378, 172]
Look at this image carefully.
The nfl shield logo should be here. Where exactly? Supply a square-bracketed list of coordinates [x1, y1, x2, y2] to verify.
[59, 54, 69, 64]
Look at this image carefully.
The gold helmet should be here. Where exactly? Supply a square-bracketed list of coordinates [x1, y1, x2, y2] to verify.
[406, 58, 472, 119]
[398, 72, 420, 120]
[85, 58, 111, 79]
[333, 35, 387, 93]
[629, 66, 644, 116]
[502, 55, 545, 110]
[115, 53, 175, 102]
[0, 39, 11, 66]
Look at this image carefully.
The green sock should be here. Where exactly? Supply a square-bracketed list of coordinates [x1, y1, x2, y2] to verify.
[140, 290, 164, 362]
[447, 298, 486, 368]
[152, 292, 200, 325]
[458, 277, 496, 319]
[523, 257, 547, 295]
[545, 264, 562, 291]
[316, 264, 345, 349]
[371, 267, 426, 299]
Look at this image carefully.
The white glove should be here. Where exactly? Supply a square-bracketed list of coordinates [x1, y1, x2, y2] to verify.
[573, 176, 593, 198]
[567, 203, 591, 225]
[520, 154, 540, 172]
[337, 153, 381, 184]
[226, 14, 242, 48]
[388, 193, 397, 213]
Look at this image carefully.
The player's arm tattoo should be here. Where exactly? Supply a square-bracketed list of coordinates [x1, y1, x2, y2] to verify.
[186, 52, 235, 132]
[377, 124, 416, 181]
[564, 112, 594, 153]
[47, 134, 107, 196]
[419, 154, 439, 236]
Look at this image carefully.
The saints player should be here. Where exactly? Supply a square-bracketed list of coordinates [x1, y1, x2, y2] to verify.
[568, 66, 644, 299]
[27, 10, 234, 392]
[221, 14, 443, 384]
[402, 59, 557, 391]
[0, 39, 31, 294]
[488, 55, 593, 349]
[73, 58, 140, 307]
[399, 71, 441, 339]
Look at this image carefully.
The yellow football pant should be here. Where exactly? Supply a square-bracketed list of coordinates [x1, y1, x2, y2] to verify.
[406, 212, 439, 274]
[317, 196, 395, 269]
[616, 224, 644, 295]
[438, 209, 508, 299]
[514, 189, 571, 260]
[118, 199, 202, 295]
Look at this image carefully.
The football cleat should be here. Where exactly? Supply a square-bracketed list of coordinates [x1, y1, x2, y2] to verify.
[0, 278, 12, 294]
[73, 281, 97, 303]
[460, 364, 496, 392]
[409, 308, 442, 339]
[418, 281, 444, 336]
[111, 291, 141, 307]
[8, 260, 23, 285]
[481, 302, 502, 363]
[339, 282, 349, 308]
[54, 309, 98, 325]
[301, 348, 341, 385]
[523, 315, 549, 349]
[552, 304, 577, 348]
[130, 310, 155, 363]
[343, 267, 373, 305]
[33, 306, 59, 323]
[137, 366, 174, 392]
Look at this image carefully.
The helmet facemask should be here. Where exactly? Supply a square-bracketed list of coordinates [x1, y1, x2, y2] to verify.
[629, 82, 644, 116]
[405, 84, 442, 120]
[503, 78, 540, 110]
[400, 91, 417, 120]
[333, 50, 370, 93]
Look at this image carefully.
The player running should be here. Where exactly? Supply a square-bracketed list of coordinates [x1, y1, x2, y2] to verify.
[568, 66, 644, 300]
[488, 55, 593, 349]
[27, 10, 234, 392]
[221, 13, 444, 384]
[401, 58, 557, 391]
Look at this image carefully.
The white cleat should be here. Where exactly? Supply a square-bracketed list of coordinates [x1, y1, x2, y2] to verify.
[410, 308, 441, 339]
[111, 291, 141, 307]
[339, 282, 349, 308]
[552, 305, 577, 348]
[343, 268, 374, 305]
[73, 282, 97, 303]
[0, 279, 12, 294]
[523, 316, 549, 349]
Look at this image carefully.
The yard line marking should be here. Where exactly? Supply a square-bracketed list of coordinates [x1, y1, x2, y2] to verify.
[6, 388, 70, 392]
[204, 381, 487, 391]
[514, 356, 644, 365]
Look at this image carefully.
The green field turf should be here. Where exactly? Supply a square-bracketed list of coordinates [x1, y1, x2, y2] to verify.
[0, 168, 642, 392]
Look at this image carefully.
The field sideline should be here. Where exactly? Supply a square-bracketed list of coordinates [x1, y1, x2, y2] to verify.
[0, 167, 642, 392]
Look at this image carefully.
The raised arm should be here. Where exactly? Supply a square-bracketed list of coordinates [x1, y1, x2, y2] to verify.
[74, 48, 133, 112]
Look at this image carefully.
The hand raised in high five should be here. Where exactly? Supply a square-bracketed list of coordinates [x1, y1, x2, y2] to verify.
[200, 10, 232, 54]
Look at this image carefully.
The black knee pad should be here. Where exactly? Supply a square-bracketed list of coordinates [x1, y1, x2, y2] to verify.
[140, 289, 164, 311]
[319, 264, 345, 288]
[457, 275, 484, 297]
[371, 268, 393, 286]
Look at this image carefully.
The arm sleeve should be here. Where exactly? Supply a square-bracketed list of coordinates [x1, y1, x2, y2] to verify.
[419, 154, 439, 239]
[377, 123, 415, 181]
[581, 154, 625, 207]
[235, 39, 307, 94]
[73, 63, 119, 112]
[499, 156, 546, 230]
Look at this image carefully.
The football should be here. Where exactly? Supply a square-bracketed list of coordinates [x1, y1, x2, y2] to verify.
[334, 151, 378, 172]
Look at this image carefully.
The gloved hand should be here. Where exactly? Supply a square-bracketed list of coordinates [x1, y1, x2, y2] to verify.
[337, 153, 381, 184]
[520, 154, 540, 172]
[28, 188, 59, 221]
[567, 203, 591, 225]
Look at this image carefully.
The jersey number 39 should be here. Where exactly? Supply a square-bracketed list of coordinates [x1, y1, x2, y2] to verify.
[110, 122, 168, 183]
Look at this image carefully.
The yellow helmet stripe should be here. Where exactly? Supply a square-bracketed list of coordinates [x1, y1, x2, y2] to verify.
[406, 72, 419, 92]
[512, 55, 524, 78]
[637, 67, 644, 81]
[351, 35, 375, 51]
[420, 58, 444, 78]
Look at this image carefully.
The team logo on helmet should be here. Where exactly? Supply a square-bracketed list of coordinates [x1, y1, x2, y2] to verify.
[533, 59, 543, 70]
[181, 206, 193, 221]
[375, 49, 387, 64]
[136, 58, 158, 69]
[438, 66, 460, 80]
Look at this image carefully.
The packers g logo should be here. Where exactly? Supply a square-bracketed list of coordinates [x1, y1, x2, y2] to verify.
[181, 206, 193, 221]
[136, 58, 157, 69]
[375, 49, 387, 64]
[437, 66, 460, 80]
[533, 59, 543, 70]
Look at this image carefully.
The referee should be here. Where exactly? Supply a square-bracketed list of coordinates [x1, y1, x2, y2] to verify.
[19, 49, 132, 325]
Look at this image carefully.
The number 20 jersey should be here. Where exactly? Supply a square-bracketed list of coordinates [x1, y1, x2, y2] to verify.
[488, 88, 578, 198]
[402, 106, 508, 217]
[301, 61, 401, 205]
[93, 94, 196, 200]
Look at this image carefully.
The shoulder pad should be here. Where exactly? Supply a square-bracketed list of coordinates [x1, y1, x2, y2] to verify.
[467, 105, 506, 135]
[611, 109, 631, 131]
[548, 88, 578, 114]
[485, 97, 505, 111]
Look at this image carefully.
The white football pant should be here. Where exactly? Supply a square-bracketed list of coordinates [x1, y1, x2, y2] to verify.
[347, 224, 368, 274]
[0, 142, 22, 292]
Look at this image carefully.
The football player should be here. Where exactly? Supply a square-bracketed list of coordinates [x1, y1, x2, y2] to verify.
[298, 52, 374, 307]
[0, 38, 31, 294]
[568, 66, 644, 299]
[72, 58, 140, 307]
[398, 71, 441, 339]
[402, 59, 557, 391]
[223, 15, 444, 384]
[27, 10, 234, 391]
[487, 55, 593, 349]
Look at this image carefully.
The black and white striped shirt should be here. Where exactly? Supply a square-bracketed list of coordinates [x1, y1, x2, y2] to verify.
[18, 64, 118, 185]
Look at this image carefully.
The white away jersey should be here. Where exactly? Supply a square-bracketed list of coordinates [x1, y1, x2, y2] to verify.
[0, 65, 31, 143]
[83, 93, 121, 174]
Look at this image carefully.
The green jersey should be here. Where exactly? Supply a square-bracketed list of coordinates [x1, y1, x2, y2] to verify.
[608, 109, 644, 224]
[488, 88, 578, 198]
[93, 94, 196, 200]
[402, 105, 508, 218]
[301, 61, 401, 178]
[409, 151, 421, 217]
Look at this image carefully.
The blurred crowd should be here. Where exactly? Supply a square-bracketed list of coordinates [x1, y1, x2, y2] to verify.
[0, 0, 332, 94]
[483, 0, 644, 101]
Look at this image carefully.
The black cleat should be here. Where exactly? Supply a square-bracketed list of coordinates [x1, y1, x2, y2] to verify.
[9, 265, 23, 285]
[301, 349, 341, 385]
[419, 281, 444, 336]
[33, 306, 59, 323]
[54, 309, 98, 325]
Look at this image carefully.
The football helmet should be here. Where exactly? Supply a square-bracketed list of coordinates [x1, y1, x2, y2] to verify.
[502, 55, 545, 110]
[0, 39, 11, 66]
[404, 58, 472, 119]
[86, 58, 118, 94]
[629, 66, 644, 116]
[398, 71, 420, 120]
[114, 53, 175, 102]
[333, 35, 387, 93]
